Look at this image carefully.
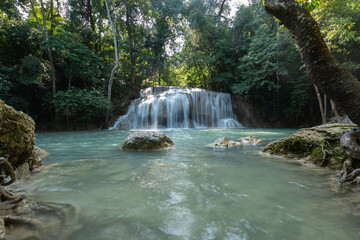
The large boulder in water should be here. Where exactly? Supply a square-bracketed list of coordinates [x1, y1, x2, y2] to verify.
[121, 132, 174, 150]
[0, 100, 35, 167]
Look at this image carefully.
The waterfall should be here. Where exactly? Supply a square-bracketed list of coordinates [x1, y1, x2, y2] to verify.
[109, 87, 243, 130]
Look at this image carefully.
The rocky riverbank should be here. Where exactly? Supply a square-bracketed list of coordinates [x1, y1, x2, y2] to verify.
[262, 123, 360, 185]
[0, 100, 78, 239]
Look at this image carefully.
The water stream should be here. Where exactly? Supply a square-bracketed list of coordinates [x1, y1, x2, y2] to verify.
[14, 129, 360, 239]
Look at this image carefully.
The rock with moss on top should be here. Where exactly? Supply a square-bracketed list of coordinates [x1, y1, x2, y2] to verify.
[0, 99, 35, 168]
[262, 123, 358, 170]
[121, 132, 174, 150]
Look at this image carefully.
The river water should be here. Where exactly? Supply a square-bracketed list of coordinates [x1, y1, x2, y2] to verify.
[14, 129, 360, 239]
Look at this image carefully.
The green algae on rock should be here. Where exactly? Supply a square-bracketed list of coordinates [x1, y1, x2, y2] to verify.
[262, 124, 358, 170]
[0, 100, 35, 168]
[121, 132, 174, 150]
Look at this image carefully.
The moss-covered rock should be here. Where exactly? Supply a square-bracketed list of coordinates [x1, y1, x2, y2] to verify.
[0, 99, 35, 168]
[121, 132, 174, 150]
[262, 123, 358, 170]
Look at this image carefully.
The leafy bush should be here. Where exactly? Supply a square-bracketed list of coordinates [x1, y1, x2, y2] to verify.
[53, 88, 108, 123]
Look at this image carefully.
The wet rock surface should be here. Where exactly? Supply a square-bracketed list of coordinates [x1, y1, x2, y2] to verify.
[121, 132, 174, 150]
[209, 137, 243, 148]
[209, 136, 264, 148]
[236, 136, 264, 145]
[0, 101, 73, 239]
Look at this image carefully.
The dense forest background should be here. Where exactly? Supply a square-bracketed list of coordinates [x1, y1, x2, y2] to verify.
[1, 0, 359, 130]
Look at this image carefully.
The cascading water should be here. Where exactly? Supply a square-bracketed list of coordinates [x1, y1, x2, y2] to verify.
[109, 87, 243, 130]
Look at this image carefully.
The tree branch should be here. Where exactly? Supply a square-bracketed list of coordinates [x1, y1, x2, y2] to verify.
[205, 0, 228, 19]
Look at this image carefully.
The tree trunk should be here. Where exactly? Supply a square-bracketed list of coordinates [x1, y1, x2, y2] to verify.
[330, 100, 341, 123]
[125, 5, 137, 88]
[40, 0, 56, 98]
[29, 0, 42, 31]
[50, 0, 54, 35]
[314, 84, 326, 124]
[264, 0, 360, 125]
[68, 65, 73, 90]
[87, 0, 96, 32]
[105, 0, 119, 127]
[323, 94, 327, 123]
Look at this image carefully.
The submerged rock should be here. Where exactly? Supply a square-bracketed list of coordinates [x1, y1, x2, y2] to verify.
[209, 137, 243, 148]
[0, 198, 79, 240]
[121, 132, 174, 150]
[262, 123, 358, 170]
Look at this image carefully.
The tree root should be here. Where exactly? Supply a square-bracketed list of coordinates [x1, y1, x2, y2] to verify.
[0, 187, 22, 203]
[340, 159, 354, 179]
[320, 142, 328, 167]
[340, 128, 360, 160]
[0, 156, 16, 186]
[338, 129, 360, 185]
[341, 169, 360, 183]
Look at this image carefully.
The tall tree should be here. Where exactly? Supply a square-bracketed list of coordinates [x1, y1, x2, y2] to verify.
[40, 0, 57, 98]
[124, 3, 137, 88]
[264, 0, 360, 125]
[105, 0, 119, 126]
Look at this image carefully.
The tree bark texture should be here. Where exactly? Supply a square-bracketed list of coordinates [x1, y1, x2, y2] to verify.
[105, 0, 119, 127]
[330, 100, 341, 123]
[313, 84, 326, 124]
[264, 0, 360, 125]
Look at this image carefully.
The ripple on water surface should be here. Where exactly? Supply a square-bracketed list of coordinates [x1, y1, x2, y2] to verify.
[13, 129, 360, 239]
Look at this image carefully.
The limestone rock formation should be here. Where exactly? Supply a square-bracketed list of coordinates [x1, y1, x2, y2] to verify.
[0, 100, 35, 168]
[121, 132, 174, 150]
[236, 136, 264, 145]
[209, 137, 243, 148]
[262, 124, 358, 171]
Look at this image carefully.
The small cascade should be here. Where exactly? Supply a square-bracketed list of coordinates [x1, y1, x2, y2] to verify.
[109, 87, 243, 130]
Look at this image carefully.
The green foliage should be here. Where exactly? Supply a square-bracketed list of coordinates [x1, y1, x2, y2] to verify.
[313, 0, 360, 78]
[234, 24, 282, 96]
[42, 30, 102, 86]
[0, 20, 41, 65]
[0, 0, 359, 128]
[53, 88, 108, 123]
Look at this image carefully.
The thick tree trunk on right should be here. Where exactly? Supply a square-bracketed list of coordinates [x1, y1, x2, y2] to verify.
[264, 0, 360, 125]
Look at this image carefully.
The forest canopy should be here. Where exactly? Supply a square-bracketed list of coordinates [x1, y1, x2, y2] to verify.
[0, 0, 359, 129]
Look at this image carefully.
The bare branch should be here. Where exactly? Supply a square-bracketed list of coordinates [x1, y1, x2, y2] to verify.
[205, 0, 228, 19]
